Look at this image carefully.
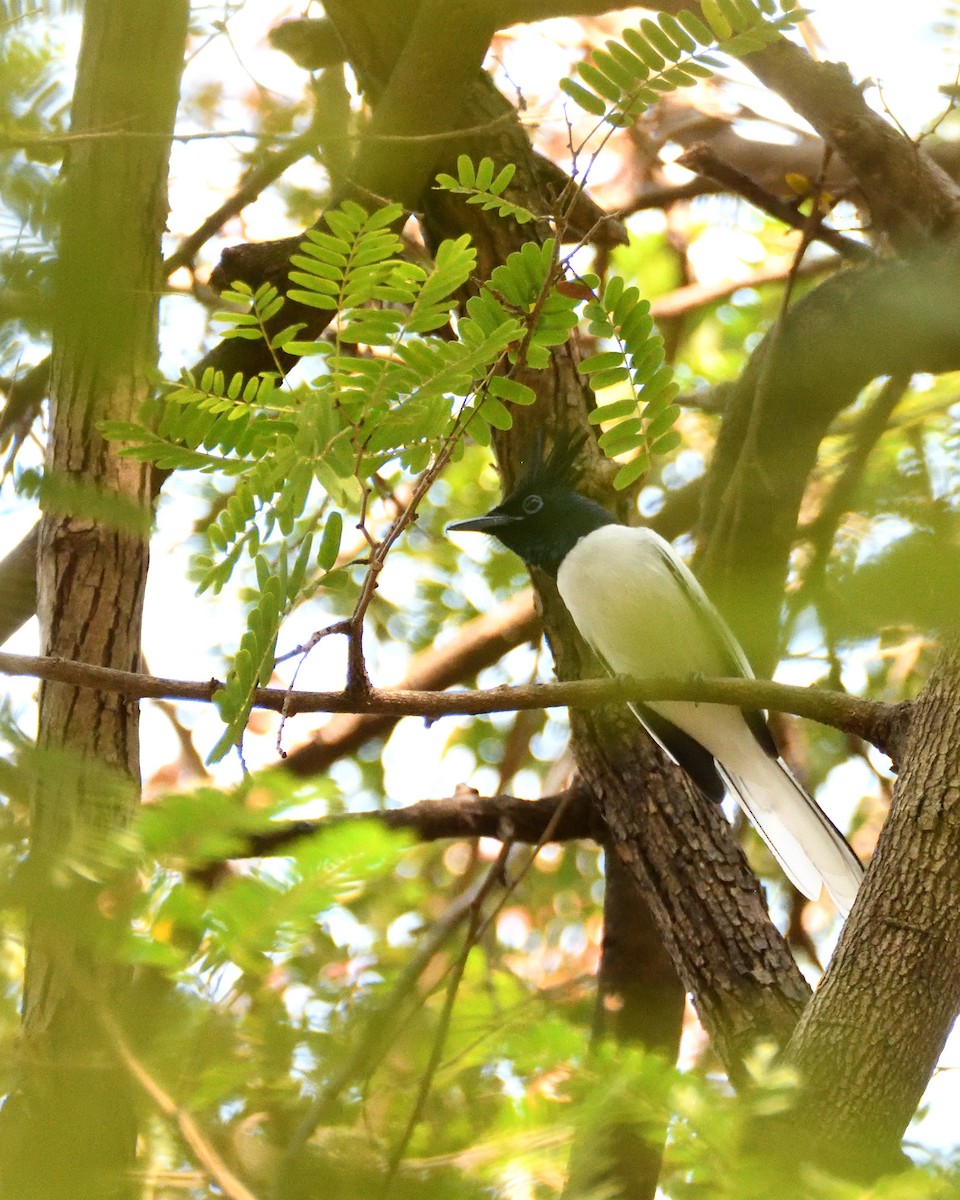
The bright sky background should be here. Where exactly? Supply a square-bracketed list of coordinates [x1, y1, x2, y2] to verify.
[2, 0, 959, 1157]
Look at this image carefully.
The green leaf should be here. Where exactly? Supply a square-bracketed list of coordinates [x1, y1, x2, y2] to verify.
[559, 77, 608, 116]
[659, 11, 697, 52]
[592, 47, 639, 92]
[645, 403, 681, 440]
[640, 362, 675, 399]
[679, 58, 715, 79]
[487, 376, 536, 405]
[613, 454, 650, 490]
[675, 7, 715, 43]
[578, 60, 623, 102]
[588, 397, 638, 424]
[467, 408, 492, 446]
[587, 367, 631, 391]
[585, 398, 638, 427]
[317, 510, 344, 571]
[602, 274, 625, 310]
[491, 162, 516, 193]
[474, 157, 495, 191]
[621, 26, 664, 72]
[604, 39, 649, 83]
[598, 418, 642, 451]
[701, 0, 734, 38]
[270, 323, 308, 350]
[480, 396, 513, 430]
[651, 428, 683, 455]
[718, 0, 750, 33]
[580, 351, 626, 374]
[365, 201, 404, 230]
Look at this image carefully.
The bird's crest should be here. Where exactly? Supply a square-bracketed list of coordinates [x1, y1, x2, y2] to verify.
[514, 428, 588, 494]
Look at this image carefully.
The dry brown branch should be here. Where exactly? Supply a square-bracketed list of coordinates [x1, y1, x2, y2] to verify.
[649, 255, 836, 321]
[236, 783, 597, 859]
[675, 144, 871, 262]
[741, 37, 960, 248]
[97, 1004, 263, 1200]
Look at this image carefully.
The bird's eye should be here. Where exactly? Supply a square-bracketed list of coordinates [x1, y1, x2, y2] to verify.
[522, 494, 544, 515]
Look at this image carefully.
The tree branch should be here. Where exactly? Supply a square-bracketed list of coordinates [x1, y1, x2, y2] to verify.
[0, 648, 910, 761]
[96, 1001, 262, 1200]
[789, 373, 911, 621]
[675, 144, 871, 262]
[648, 254, 836, 321]
[739, 35, 960, 249]
[228, 784, 598, 860]
[162, 107, 329, 275]
[765, 637, 960, 1179]
[282, 590, 539, 774]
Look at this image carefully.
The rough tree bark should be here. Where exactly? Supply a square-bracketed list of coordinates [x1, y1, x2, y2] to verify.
[0, 5, 189, 1197]
[320, 7, 960, 1186]
[671, 21, 960, 1181]
[774, 637, 960, 1179]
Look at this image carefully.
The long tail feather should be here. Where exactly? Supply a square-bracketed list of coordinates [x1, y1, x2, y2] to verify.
[718, 756, 863, 916]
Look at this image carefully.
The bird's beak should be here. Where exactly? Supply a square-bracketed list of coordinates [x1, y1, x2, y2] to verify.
[447, 513, 516, 534]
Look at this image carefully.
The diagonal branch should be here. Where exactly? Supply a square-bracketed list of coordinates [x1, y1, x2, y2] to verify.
[675, 144, 871, 262]
[696, 245, 960, 672]
[738, 35, 960, 249]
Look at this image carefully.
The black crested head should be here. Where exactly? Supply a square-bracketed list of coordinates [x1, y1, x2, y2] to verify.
[448, 432, 617, 576]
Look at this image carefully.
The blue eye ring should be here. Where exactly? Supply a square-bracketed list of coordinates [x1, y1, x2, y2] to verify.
[522, 494, 544, 515]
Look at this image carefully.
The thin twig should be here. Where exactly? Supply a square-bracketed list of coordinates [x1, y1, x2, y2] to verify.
[382, 841, 513, 1195]
[164, 111, 322, 272]
[675, 143, 872, 263]
[648, 255, 836, 321]
[276, 867, 501, 1187]
[788, 372, 911, 627]
[93, 993, 263, 1200]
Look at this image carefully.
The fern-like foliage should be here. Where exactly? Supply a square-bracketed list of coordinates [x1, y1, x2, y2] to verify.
[579, 274, 681, 490]
[103, 198, 584, 760]
[0, 13, 69, 379]
[434, 155, 538, 226]
[101, 171, 703, 759]
[560, 0, 807, 127]
[208, 546, 316, 762]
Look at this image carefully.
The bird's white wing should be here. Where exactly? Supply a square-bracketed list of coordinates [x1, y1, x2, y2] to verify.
[556, 525, 772, 759]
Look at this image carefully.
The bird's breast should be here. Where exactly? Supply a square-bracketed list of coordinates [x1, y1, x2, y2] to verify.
[556, 525, 724, 679]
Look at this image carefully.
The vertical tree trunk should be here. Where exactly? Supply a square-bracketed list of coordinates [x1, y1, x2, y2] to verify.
[1, 5, 189, 1197]
[770, 637, 960, 1179]
[323, 3, 811, 1174]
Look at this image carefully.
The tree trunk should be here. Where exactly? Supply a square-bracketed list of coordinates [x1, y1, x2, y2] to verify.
[0, 4, 189, 1197]
[264, 0, 814, 1094]
[769, 637, 960, 1179]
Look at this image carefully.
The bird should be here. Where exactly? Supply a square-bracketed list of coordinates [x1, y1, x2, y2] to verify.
[448, 435, 863, 915]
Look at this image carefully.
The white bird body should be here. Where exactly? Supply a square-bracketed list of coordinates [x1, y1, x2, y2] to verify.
[448, 437, 864, 916]
[557, 523, 862, 915]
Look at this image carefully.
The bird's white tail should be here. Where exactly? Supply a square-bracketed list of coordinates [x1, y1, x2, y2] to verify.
[719, 755, 863, 916]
